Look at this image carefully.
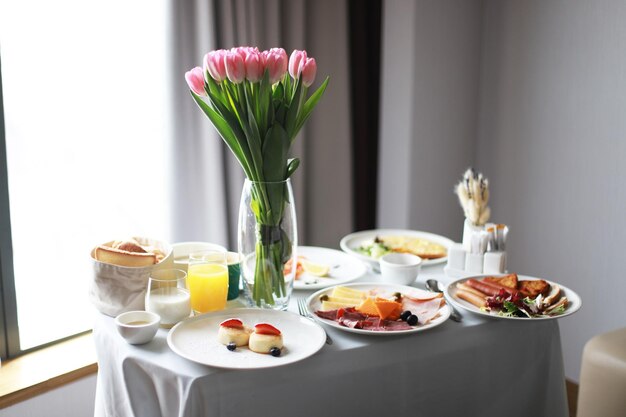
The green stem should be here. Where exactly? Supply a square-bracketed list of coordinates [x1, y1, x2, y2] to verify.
[249, 188, 289, 307]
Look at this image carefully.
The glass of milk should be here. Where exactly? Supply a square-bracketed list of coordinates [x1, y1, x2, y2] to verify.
[145, 269, 191, 328]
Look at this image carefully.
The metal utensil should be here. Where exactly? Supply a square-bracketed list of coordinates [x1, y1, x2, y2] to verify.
[425, 279, 463, 322]
[297, 297, 333, 345]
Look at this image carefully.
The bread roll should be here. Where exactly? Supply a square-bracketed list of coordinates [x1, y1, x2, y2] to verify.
[95, 245, 157, 267]
[114, 241, 147, 253]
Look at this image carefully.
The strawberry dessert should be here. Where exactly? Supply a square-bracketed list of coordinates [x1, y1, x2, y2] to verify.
[249, 323, 283, 356]
[217, 318, 252, 351]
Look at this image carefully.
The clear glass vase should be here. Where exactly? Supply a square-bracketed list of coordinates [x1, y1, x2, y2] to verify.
[238, 179, 297, 310]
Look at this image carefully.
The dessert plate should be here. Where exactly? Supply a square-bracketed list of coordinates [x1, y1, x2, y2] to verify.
[340, 229, 454, 271]
[167, 308, 326, 369]
[306, 282, 450, 336]
[293, 246, 368, 290]
[444, 275, 582, 320]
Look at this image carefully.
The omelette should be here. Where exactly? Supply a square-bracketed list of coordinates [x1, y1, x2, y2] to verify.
[358, 236, 447, 260]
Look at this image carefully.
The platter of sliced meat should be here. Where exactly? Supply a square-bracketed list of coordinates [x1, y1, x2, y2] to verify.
[306, 283, 451, 335]
[444, 274, 581, 320]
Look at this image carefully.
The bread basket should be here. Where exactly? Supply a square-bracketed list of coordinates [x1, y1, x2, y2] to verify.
[89, 237, 173, 317]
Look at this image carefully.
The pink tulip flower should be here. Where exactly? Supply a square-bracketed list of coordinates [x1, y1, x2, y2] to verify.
[288, 50, 307, 79]
[185, 67, 206, 96]
[301, 57, 317, 87]
[204, 50, 228, 82]
[244, 50, 263, 82]
[224, 50, 246, 84]
[263, 48, 288, 84]
[231, 47, 247, 59]
[234, 46, 258, 58]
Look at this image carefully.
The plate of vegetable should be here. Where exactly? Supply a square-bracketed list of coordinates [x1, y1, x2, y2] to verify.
[339, 229, 454, 271]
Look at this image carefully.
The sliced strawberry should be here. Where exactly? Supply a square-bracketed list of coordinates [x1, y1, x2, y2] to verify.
[220, 318, 244, 329]
[254, 323, 281, 336]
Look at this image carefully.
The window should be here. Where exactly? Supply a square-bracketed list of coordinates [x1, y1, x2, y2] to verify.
[0, 0, 171, 355]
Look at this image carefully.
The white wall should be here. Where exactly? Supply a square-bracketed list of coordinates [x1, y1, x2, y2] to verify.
[378, 0, 484, 240]
[381, 0, 626, 382]
[0, 375, 96, 417]
[477, 0, 626, 381]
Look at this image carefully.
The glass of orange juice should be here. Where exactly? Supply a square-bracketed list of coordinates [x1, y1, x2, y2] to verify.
[187, 250, 228, 314]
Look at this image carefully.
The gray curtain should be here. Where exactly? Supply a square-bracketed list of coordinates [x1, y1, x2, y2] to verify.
[167, 0, 353, 251]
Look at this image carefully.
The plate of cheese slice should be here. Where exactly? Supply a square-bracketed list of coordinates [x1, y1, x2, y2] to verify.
[306, 283, 450, 336]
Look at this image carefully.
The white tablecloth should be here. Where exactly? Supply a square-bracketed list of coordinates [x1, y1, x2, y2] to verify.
[93, 267, 569, 417]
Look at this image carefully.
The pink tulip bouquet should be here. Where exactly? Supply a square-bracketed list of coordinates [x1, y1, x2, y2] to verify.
[185, 47, 328, 307]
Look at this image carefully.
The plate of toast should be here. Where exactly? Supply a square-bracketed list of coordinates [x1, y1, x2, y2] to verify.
[444, 273, 581, 320]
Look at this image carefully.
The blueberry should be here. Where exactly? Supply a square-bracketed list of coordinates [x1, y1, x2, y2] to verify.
[227, 342, 236, 351]
[407, 314, 418, 326]
[270, 347, 281, 357]
[400, 310, 412, 321]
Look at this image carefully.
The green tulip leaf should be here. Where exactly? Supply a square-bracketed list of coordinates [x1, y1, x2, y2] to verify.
[284, 80, 303, 139]
[191, 91, 253, 178]
[279, 227, 292, 264]
[295, 76, 329, 134]
[286, 158, 300, 178]
[262, 124, 289, 182]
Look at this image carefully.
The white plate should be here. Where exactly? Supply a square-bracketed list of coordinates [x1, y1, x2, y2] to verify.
[293, 246, 368, 290]
[444, 274, 582, 320]
[340, 229, 454, 271]
[306, 282, 450, 336]
[167, 308, 326, 369]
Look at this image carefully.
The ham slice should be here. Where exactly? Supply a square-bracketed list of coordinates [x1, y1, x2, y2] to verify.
[315, 310, 339, 320]
[362, 317, 382, 329]
[369, 287, 442, 302]
[401, 297, 444, 325]
[315, 308, 414, 331]
[362, 317, 412, 331]
[339, 309, 369, 328]
[339, 317, 363, 328]
[403, 288, 444, 301]
[382, 320, 413, 331]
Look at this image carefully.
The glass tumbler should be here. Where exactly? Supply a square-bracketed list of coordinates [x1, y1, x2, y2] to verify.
[187, 250, 228, 314]
[145, 269, 191, 328]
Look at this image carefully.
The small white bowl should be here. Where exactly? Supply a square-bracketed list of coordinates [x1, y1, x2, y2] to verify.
[379, 253, 423, 285]
[115, 311, 160, 345]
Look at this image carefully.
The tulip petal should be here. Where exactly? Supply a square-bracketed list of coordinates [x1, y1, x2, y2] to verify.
[185, 67, 206, 96]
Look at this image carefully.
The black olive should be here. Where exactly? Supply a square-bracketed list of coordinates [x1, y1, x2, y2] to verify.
[320, 294, 329, 302]
[270, 347, 281, 357]
[400, 310, 412, 321]
[227, 342, 236, 351]
[407, 314, 418, 326]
